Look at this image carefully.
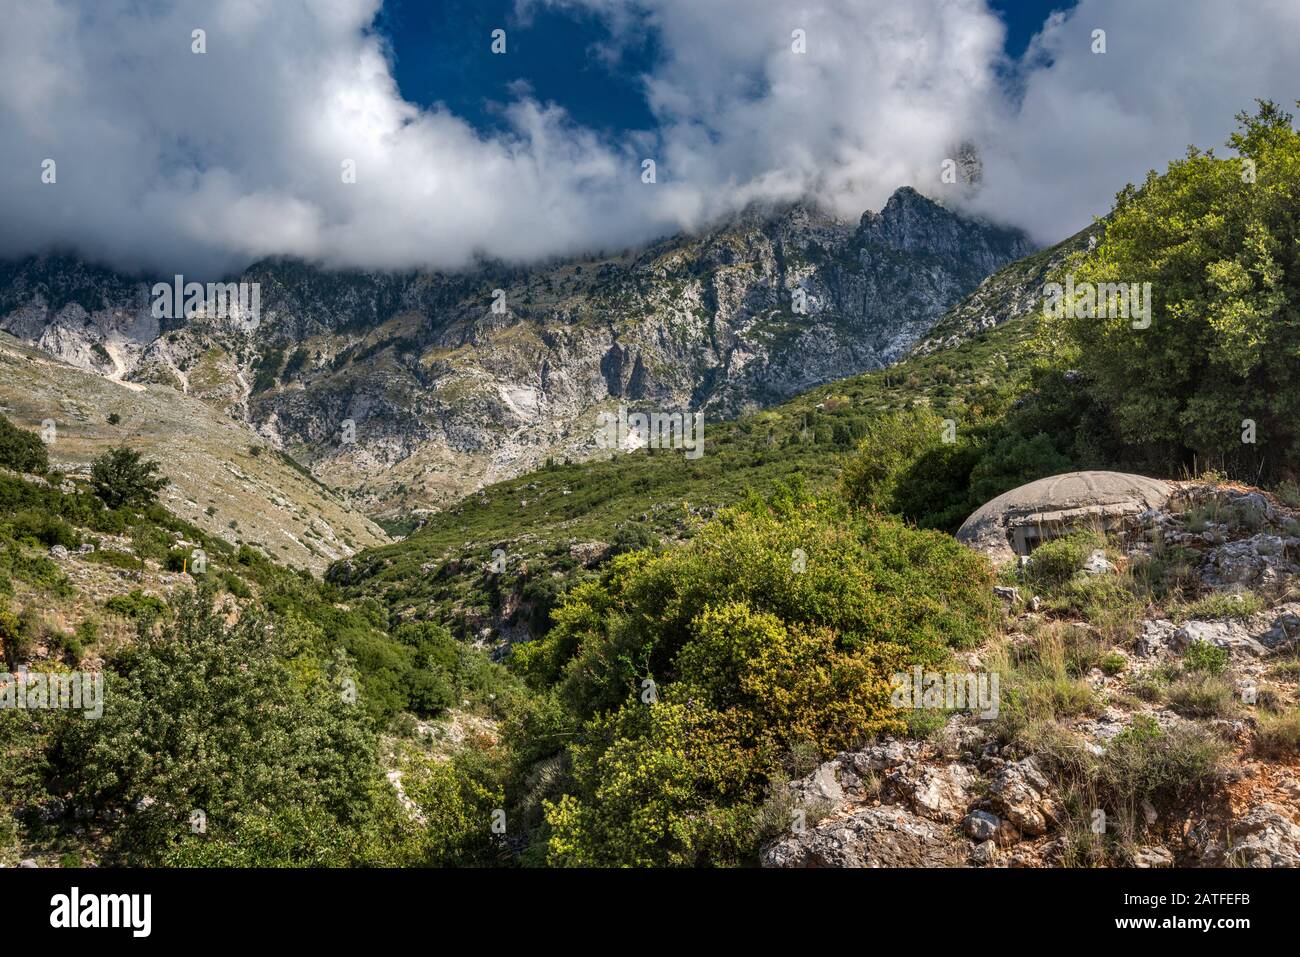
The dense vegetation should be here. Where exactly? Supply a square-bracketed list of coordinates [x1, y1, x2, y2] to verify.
[516, 489, 994, 864]
[1040, 101, 1300, 480]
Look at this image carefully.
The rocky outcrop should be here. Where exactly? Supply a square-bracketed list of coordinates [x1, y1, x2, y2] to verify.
[767, 476, 1300, 870]
[1189, 804, 1300, 867]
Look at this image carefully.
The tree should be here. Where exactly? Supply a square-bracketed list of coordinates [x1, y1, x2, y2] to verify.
[0, 414, 48, 474]
[89, 446, 167, 510]
[53, 587, 382, 862]
[1040, 101, 1300, 479]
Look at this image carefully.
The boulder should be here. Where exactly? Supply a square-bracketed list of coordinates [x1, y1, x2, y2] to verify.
[895, 763, 974, 823]
[986, 758, 1060, 837]
[1190, 804, 1300, 867]
[1131, 846, 1174, 868]
[1205, 534, 1298, 588]
[762, 803, 969, 868]
[1136, 619, 1177, 657]
[1174, 620, 1268, 659]
[1082, 550, 1116, 575]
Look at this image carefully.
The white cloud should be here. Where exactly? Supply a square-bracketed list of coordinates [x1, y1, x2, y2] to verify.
[965, 0, 1300, 243]
[0, 0, 1295, 276]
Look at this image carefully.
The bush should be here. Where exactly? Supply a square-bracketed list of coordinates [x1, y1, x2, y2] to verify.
[90, 446, 167, 510]
[0, 600, 31, 670]
[519, 496, 995, 866]
[1182, 639, 1230, 676]
[1021, 531, 1105, 592]
[0, 415, 48, 474]
[839, 408, 946, 513]
[54, 588, 383, 862]
[104, 589, 167, 621]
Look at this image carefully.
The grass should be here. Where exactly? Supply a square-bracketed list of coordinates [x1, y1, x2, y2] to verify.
[1266, 656, 1300, 681]
[1165, 672, 1236, 718]
[1254, 707, 1300, 758]
[988, 626, 1098, 738]
[1173, 590, 1266, 623]
[1004, 713, 1228, 864]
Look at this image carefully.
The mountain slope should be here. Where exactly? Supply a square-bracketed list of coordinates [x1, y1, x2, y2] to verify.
[0, 189, 1033, 517]
[0, 333, 387, 571]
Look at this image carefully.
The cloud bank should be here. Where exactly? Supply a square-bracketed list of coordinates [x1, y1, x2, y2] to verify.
[0, 0, 1296, 277]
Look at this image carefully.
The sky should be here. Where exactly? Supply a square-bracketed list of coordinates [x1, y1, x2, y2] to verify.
[0, 0, 1296, 279]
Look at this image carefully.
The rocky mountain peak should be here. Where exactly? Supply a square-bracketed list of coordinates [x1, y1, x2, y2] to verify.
[1, 187, 1036, 517]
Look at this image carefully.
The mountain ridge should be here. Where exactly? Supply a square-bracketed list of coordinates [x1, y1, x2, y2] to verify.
[0, 188, 1035, 517]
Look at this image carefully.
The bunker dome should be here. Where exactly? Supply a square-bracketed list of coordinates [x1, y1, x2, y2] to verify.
[956, 471, 1173, 562]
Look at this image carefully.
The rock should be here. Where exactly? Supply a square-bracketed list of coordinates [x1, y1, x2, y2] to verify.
[48, 544, 69, 560]
[1082, 549, 1116, 575]
[1207, 534, 1297, 587]
[1174, 619, 1268, 658]
[18, 859, 38, 868]
[77, 542, 95, 554]
[1190, 804, 1300, 867]
[963, 810, 999, 841]
[568, 541, 609, 567]
[896, 763, 974, 823]
[762, 803, 969, 868]
[1249, 602, 1300, 649]
[1137, 619, 1177, 657]
[849, 738, 921, 773]
[986, 758, 1060, 837]
[993, 585, 1019, 604]
[1131, 845, 1173, 868]
[792, 763, 847, 808]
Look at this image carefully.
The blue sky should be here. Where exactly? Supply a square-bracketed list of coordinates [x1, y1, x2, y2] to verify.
[381, 0, 1077, 136]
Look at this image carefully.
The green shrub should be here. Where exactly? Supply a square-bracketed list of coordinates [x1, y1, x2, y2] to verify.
[104, 589, 167, 621]
[55, 588, 383, 863]
[1182, 639, 1230, 676]
[0, 415, 48, 474]
[838, 408, 944, 512]
[1100, 651, 1127, 676]
[522, 496, 995, 866]
[1021, 531, 1105, 592]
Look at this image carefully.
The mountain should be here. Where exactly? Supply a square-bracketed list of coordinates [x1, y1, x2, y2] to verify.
[909, 221, 1100, 357]
[0, 188, 1032, 518]
[0, 332, 387, 572]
